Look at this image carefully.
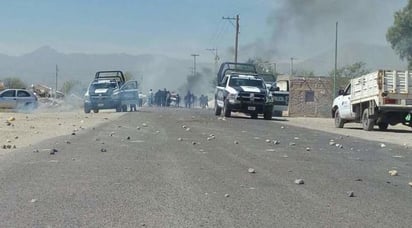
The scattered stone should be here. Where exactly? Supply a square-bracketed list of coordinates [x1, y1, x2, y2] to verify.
[30, 199, 37, 203]
[6, 139, 11, 143]
[282, 154, 289, 158]
[305, 147, 311, 151]
[141, 223, 146, 227]
[6, 145, 12, 149]
[248, 168, 256, 173]
[136, 127, 141, 130]
[392, 155, 404, 158]
[265, 139, 271, 143]
[265, 149, 276, 152]
[2, 145, 6, 149]
[224, 194, 230, 198]
[347, 191, 355, 197]
[33, 149, 39, 153]
[8, 117, 15, 122]
[182, 125, 187, 129]
[281, 126, 285, 129]
[12, 145, 16, 149]
[273, 140, 280, 145]
[101, 148, 107, 152]
[389, 170, 398, 176]
[127, 136, 131, 140]
[71, 132, 76, 136]
[294, 137, 300, 140]
[49, 148, 58, 155]
[192, 141, 197, 145]
[294, 179, 304, 185]
[14, 136, 18, 139]
[234, 141, 239, 145]
[186, 128, 191, 131]
[329, 140, 335, 146]
[110, 132, 115, 136]
[289, 142, 296, 146]
[355, 178, 363, 182]
[65, 140, 71, 144]
[380, 143, 386, 148]
[6, 122, 11, 126]
[142, 123, 148, 127]
[409, 182, 412, 187]
[178, 138, 183, 141]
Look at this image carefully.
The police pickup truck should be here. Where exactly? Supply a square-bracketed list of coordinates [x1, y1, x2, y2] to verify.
[84, 71, 139, 113]
[214, 62, 274, 119]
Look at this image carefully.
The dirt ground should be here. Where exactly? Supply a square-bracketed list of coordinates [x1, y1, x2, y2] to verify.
[0, 107, 124, 156]
[280, 116, 412, 147]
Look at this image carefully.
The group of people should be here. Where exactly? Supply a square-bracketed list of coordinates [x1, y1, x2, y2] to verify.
[148, 88, 181, 107]
[133, 89, 209, 109]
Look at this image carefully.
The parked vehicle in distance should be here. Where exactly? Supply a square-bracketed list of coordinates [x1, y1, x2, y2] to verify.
[84, 70, 139, 113]
[215, 62, 274, 120]
[259, 73, 289, 117]
[332, 70, 412, 131]
[0, 89, 38, 111]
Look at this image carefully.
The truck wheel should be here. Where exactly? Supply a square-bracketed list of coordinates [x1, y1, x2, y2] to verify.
[251, 113, 258, 119]
[116, 105, 121, 112]
[378, 122, 388, 130]
[264, 109, 273, 120]
[214, 101, 222, 116]
[84, 105, 91, 114]
[334, 109, 344, 128]
[122, 105, 128, 112]
[93, 109, 99, 113]
[223, 102, 231, 117]
[362, 108, 375, 131]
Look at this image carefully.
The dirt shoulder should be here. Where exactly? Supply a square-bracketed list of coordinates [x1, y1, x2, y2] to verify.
[0, 108, 124, 156]
[280, 117, 412, 147]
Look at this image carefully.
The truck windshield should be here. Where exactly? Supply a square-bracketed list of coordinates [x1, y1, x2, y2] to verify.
[91, 82, 117, 89]
[229, 78, 264, 88]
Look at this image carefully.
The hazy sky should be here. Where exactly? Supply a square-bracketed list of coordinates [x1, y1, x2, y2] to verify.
[0, 0, 408, 61]
[0, 0, 274, 57]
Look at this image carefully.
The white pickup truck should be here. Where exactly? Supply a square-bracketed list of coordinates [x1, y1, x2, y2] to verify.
[332, 70, 412, 131]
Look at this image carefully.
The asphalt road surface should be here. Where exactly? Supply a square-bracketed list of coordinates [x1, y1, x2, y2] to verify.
[1, 108, 412, 227]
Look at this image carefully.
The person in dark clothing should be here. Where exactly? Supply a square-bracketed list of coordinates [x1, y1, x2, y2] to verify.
[176, 94, 180, 107]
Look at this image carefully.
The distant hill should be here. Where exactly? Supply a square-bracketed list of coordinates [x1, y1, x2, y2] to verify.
[0, 46, 198, 92]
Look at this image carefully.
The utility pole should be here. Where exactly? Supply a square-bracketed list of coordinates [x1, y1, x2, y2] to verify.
[55, 64, 58, 99]
[206, 48, 219, 76]
[191, 54, 199, 77]
[290, 57, 295, 76]
[273, 63, 277, 75]
[334, 21, 338, 98]
[222, 14, 239, 63]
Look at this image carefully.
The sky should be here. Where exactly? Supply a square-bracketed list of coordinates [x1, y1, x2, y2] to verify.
[0, 0, 408, 62]
[0, 0, 274, 58]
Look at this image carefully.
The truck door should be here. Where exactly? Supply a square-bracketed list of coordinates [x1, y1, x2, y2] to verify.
[120, 80, 138, 105]
[339, 84, 355, 119]
[0, 90, 17, 108]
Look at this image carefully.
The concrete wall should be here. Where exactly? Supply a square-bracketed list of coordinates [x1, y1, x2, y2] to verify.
[288, 77, 333, 117]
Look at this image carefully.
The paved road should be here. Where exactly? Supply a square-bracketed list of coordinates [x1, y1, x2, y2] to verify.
[1, 108, 412, 227]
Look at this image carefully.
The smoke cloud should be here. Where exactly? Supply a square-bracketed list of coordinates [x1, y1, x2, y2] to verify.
[262, 0, 407, 58]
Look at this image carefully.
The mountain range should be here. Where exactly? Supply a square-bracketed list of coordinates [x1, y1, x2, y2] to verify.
[0, 43, 406, 93]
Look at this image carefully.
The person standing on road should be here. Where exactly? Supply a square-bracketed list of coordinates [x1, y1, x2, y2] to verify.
[148, 89, 154, 107]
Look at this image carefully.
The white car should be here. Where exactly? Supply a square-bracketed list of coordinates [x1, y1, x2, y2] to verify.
[0, 89, 38, 110]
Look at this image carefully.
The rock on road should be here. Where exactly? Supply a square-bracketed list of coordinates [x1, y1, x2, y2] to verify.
[1, 108, 412, 227]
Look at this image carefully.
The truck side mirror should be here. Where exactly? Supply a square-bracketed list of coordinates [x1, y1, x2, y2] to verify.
[338, 89, 345, 95]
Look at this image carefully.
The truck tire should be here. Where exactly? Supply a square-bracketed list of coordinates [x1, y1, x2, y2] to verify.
[116, 105, 121, 112]
[122, 105, 128, 112]
[251, 113, 258, 119]
[264, 108, 273, 120]
[223, 102, 231, 117]
[93, 109, 99, 113]
[84, 105, 91, 114]
[334, 109, 344, 128]
[378, 122, 388, 131]
[214, 101, 222, 116]
[362, 108, 375, 131]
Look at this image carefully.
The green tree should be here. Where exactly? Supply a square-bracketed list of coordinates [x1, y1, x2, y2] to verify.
[387, 1, 412, 68]
[329, 61, 370, 89]
[2, 77, 27, 89]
